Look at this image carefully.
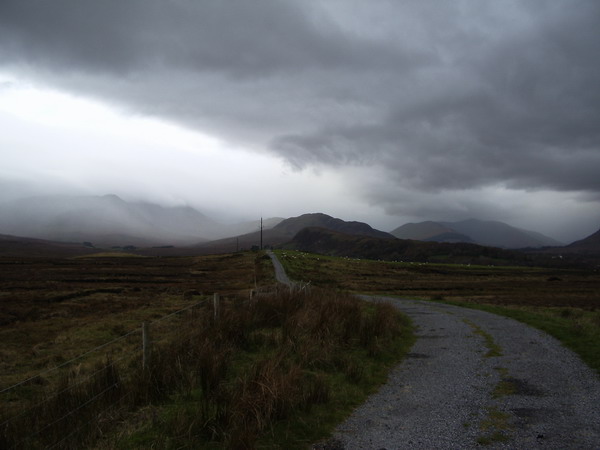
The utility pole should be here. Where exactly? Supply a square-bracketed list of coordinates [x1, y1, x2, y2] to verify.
[260, 217, 263, 250]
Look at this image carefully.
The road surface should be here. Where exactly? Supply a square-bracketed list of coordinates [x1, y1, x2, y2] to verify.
[328, 297, 600, 449]
[266, 252, 600, 449]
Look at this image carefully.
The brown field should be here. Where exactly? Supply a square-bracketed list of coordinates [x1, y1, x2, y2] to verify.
[0, 252, 411, 449]
[277, 251, 600, 309]
[2, 249, 598, 392]
[277, 250, 600, 376]
[0, 252, 275, 391]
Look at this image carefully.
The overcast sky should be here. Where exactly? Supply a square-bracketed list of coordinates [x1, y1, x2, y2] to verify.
[1, 0, 599, 242]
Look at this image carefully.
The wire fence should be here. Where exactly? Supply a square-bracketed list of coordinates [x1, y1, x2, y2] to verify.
[0, 276, 301, 449]
[0, 297, 212, 450]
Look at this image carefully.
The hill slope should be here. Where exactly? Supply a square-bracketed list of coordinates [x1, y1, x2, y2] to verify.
[0, 234, 98, 257]
[198, 213, 395, 254]
[274, 213, 394, 239]
[392, 221, 457, 240]
[0, 194, 265, 246]
[287, 227, 530, 266]
[391, 219, 561, 249]
[565, 228, 600, 254]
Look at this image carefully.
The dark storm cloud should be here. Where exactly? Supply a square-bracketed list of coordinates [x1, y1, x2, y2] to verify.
[0, 0, 417, 76]
[1, 0, 599, 198]
[0, 0, 430, 148]
[272, 1, 600, 194]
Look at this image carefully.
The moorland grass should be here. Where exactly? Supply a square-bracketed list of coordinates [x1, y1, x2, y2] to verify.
[275, 250, 600, 377]
[0, 252, 273, 391]
[106, 287, 414, 449]
[0, 285, 413, 449]
[74, 252, 146, 258]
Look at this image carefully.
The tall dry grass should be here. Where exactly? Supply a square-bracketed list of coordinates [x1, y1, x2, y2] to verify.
[1, 286, 406, 449]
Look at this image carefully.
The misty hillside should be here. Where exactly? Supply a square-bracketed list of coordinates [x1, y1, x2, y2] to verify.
[0, 194, 265, 246]
[391, 219, 562, 249]
[286, 227, 531, 266]
[223, 217, 284, 238]
[0, 234, 98, 257]
[565, 228, 600, 253]
[391, 221, 457, 240]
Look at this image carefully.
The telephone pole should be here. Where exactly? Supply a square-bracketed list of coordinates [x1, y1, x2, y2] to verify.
[260, 217, 263, 250]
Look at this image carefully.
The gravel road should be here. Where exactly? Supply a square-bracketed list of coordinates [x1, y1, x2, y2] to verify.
[266, 250, 293, 286]
[266, 253, 600, 449]
[325, 297, 600, 449]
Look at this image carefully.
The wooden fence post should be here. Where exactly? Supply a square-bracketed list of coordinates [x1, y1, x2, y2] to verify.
[213, 293, 220, 322]
[142, 321, 151, 370]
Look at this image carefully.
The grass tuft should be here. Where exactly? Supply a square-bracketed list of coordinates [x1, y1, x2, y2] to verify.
[462, 319, 503, 357]
[0, 284, 413, 449]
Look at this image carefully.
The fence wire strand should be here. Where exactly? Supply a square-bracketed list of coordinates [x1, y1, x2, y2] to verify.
[47, 390, 134, 450]
[20, 382, 119, 447]
[1, 299, 207, 396]
[0, 327, 141, 396]
[148, 299, 207, 325]
[0, 351, 138, 429]
[2, 297, 210, 449]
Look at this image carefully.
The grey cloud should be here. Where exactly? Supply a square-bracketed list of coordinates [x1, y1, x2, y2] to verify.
[271, 1, 600, 194]
[1, 0, 599, 214]
[0, 0, 419, 78]
[0, 0, 430, 148]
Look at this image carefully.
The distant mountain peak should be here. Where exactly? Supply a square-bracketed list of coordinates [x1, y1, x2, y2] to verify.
[101, 194, 124, 201]
[274, 213, 394, 239]
[567, 227, 600, 252]
[391, 219, 562, 249]
[0, 194, 260, 247]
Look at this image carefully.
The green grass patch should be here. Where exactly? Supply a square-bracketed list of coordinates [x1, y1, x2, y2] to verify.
[477, 407, 512, 445]
[462, 319, 503, 357]
[274, 250, 600, 312]
[492, 380, 517, 398]
[491, 367, 517, 398]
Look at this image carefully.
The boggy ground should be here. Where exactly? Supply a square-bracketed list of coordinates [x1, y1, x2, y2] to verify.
[0, 252, 413, 449]
[0, 252, 275, 390]
[276, 250, 600, 309]
[276, 250, 600, 375]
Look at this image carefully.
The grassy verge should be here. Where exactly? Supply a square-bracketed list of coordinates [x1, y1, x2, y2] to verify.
[104, 287, 414, 449]
[433, 299, 600, 376]
[273, 251, 599, 309]
[0, 284, 413, 449]
[274, 250, 599, 376]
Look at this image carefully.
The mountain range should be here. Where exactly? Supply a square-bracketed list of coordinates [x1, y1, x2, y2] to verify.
[0, 233, 98, 258]
[391, 219, 562, 249]
[0, 194, 280, 247]
[562, 228, 600, 254]
[1, 194, 598, 260]
[286, 227, 531, 266]
[193, 213, 394, 254]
